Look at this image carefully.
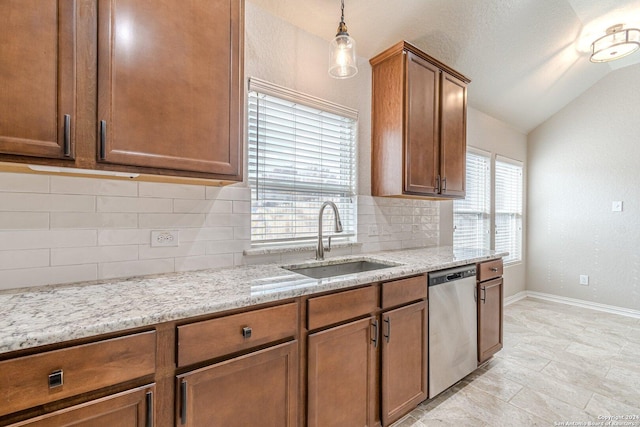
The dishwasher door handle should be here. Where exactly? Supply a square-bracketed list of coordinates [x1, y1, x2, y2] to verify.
[446, 272, 463, 281]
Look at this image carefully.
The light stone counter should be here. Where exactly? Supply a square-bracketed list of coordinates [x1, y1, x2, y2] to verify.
[0, 246, 506, 354]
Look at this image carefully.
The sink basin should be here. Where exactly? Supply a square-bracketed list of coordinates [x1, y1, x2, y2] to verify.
[285, 260, 396, 279]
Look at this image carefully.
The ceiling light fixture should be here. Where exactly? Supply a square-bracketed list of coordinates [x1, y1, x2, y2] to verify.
[590, 24, 640, 63]
[329, 0, 358, 79]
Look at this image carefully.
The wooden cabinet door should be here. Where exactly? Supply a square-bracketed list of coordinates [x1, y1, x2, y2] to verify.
[8, 385, 154, 427]
[478, 278, 503, 364]
[439, 71, 467, 198]
[177, 341, 298, 427]
[97, 0, 242, 179]
[381, 301, 427, 426]
[404, 52, 440, 196]
[0, 0, 76, 159]
[307, 317, 377, 427]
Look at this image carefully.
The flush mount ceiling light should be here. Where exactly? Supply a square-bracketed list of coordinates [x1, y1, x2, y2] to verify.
[590, 24, 640, 63]
[329, 0, 358, 79]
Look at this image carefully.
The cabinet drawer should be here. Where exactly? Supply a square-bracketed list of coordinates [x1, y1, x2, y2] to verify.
[381, 275, 427, 309]
[307, 286, 378, 331]
[177, 303, 298, 367]
[0, 331, 156, 417]
[478, 259, 503, 282]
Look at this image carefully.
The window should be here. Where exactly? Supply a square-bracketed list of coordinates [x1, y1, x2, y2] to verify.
[495, 157, 523, 264]
[454, 151, 523, 265]
[247, 78, 357, 246]
[453, 150, 490, 250]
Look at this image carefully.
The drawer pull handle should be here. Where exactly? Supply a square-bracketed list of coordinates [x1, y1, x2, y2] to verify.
[490, 267, 498, 272]
[242, 326, 252, 339]
[48, 369, 63, 388]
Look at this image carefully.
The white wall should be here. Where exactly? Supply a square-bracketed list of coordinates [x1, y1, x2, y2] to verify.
[440, 107, 528, 298]
[527, 64, 640, 311]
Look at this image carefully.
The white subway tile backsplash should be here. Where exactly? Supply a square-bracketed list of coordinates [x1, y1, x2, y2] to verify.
[139, 182, 205, 199]
[50, 176, 138, 196]
[51, 213, 138, 229]
[0, 193, 95, 212]
[98, 229, 151, 246]
[138, 241, 207, 260]
[97, 196, 172, 213]
[0, 230, 97, 250]
[99, 258, 174, 280]
[138, 213, 206, 228]
[0, 265, 98, 290]
[0, 212, 49, 230]
[0, 172, 440, 291]
[0, 249, 50, 270]
[175, 254, 235, 272]
[0, 172, 49, 193]
[51, 245, 138, 266]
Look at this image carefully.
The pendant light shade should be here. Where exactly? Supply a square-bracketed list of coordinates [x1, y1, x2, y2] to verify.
[590, 24, 640, 63]
[329, 0, 358, 79]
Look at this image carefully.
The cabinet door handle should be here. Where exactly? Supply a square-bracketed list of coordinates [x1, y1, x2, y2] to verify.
[371, 319, 379, 348]
[180, 381, 187, 425]
[383, 317, 391, 343]
[435, 175, 441, 193]
[442, 177, 447, 191]
[481, 287, 486, 304]
[145, 391, 153, 427]
[99, 120, 107, 160]
[63, 114, 71, 157]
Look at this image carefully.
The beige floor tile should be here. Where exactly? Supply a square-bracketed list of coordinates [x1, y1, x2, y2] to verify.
[509, 387, 594, 424]
[495, 345, 551, 371]
[541, 360, 609, 390]
[584, 393, 640, 418]
[461, 368, 524, 402]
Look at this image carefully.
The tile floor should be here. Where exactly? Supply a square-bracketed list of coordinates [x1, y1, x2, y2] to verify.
[392, 297, 640, 426]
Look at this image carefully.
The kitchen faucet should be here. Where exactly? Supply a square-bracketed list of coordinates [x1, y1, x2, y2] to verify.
[316, 201, 343, 260]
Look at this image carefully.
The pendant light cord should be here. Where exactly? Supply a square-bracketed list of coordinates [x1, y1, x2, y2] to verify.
[341, 0, 345, 23]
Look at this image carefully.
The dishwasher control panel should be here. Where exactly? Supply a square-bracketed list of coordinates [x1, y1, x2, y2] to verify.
[428, 265, 476, 286]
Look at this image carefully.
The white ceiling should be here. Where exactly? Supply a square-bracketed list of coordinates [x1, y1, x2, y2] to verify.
[248, 0, 640, 133]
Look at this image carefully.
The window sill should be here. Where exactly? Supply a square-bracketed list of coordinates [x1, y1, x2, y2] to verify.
[244, 241, 362, 257]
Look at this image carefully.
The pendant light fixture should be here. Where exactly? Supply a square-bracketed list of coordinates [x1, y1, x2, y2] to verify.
[590, 24, 640, 63]
[329, 0, 358, 79]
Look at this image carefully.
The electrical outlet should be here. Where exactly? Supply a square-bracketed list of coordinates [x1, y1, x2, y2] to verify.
[612, 201, 623, 212]
[579, 275, 589, 286]
[151, 230, 179, 247]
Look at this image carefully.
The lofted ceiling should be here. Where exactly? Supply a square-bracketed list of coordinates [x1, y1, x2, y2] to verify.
[248, 0, 640, 133]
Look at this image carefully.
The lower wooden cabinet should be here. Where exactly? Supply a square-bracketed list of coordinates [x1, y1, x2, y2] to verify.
[380, 301, 428, 426]
[8, 385, 154, 427]
[307, 317, 377, 427]
[176, 341, 298, 427]
[477, 277, 503, 363]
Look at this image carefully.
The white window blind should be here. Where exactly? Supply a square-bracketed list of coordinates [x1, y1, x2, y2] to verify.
[248, 78, 357, 246]
[454, 150, 491, 250]
[495, 157, 523, 264]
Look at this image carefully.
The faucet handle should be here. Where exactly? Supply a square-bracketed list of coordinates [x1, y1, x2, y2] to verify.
[326, 236, 332, 252]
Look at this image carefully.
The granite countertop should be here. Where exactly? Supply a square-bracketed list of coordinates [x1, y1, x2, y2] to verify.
[0, 246, 506, 355]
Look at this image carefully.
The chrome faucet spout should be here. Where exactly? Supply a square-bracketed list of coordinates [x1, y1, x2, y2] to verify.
[317, 201, 343, 260]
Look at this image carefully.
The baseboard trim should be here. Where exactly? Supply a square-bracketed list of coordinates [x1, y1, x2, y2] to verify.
[506, 291, 640, 319]
[504, 291, 528, 306]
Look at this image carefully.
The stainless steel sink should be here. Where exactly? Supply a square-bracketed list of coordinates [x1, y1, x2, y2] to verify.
[284, 260, 396, 279]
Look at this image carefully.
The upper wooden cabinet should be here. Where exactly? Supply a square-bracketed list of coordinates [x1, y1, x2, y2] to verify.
[370, 41, 470, 199]
[0, 0, 77, 160]
[0, 0, 243, 182]
[97, 0, 243, 179]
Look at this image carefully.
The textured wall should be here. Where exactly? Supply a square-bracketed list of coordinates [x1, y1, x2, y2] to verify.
[527, 64, 640, 310]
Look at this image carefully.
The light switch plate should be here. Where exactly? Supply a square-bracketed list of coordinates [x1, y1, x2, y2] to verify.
[612, 201, 623, 212]
[579, 275, 589, 286]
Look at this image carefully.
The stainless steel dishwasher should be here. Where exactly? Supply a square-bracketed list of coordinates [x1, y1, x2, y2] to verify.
[428, 264, 477, 397]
